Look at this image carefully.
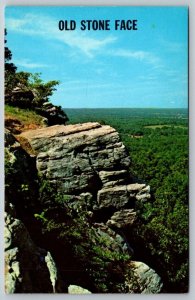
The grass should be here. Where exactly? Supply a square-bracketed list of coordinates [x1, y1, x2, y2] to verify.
[5, 104, 46, 135]
[5, 104, 44, 154]
[5, 104, 44, 126]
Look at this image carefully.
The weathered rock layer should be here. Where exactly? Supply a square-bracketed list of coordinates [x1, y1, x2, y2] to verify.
[21, 122, 150, 222]
[5, 122, 163, 293]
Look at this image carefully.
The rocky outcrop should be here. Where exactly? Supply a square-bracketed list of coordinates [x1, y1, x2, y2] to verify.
[20, 123, 151, 230]
[97, 183, 150, 209]
[5, 86, 34, 108]
[6, 84, 68, 126]
[106, 209, 137, 229]
[5, 122, 162, 293]
[125, 261, 163, 293]
[20, 123, 150, 220]
[4, 209, 64, 293]
[93, 222, 129, 255]
[68, 285, 92, 294]
[5, 129, 66, 293]
[35, 101, 68, 126]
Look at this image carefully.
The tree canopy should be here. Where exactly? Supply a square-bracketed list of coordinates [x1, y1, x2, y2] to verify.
[4, 30, 60, 111]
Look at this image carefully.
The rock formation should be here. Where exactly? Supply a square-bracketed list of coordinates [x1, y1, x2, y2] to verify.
[4, 129, 66, 293]
[35, 101, 68, 126]
[6, 84, 69, 126]
[21, 122, 150, 212]
[68, 285, 92, 294]
[5, 122, 163, 293]
[4, 210, 64, 293]
[125, 261, 163, 293]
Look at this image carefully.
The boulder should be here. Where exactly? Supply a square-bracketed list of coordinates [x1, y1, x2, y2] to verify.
[106, 209, 137, 229]
[35, 102, 69, 125]
[20, 123, 150, 212]
[4, 210, 64, 293]
[93, 223, 129, 255]
[68, 285, 92, 294]
[125, 261, 163, 293]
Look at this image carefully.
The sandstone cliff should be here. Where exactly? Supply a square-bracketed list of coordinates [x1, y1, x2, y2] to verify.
[5, 122, 163, 293]
[21, 122, 150, 219]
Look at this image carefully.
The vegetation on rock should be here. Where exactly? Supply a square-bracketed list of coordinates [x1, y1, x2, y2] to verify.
[34, 178, 131, 292]
[66, 108, 189, 292]
[5, 30, 68, 125]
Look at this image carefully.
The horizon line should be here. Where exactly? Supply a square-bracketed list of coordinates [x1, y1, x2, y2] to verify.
[63, 107, 188, 109]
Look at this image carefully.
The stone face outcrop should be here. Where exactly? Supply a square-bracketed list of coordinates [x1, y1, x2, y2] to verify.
[20, 123, 150, 210]
[5, 122, 162, 293]
[20, 122, 150, 231]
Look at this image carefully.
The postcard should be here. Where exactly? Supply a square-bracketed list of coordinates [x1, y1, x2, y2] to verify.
[4, 6, 188, 294]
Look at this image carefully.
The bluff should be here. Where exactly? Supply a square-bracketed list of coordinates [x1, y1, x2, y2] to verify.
[5, 122, 163, 293]
[20, 122, 150, 210]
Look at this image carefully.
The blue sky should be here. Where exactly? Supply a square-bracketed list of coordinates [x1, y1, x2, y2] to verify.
[5, 6, 188, 108]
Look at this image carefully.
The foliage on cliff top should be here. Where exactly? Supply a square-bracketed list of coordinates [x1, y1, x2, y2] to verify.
[5, 30, 68, 130]
[5, 30, 60, 112]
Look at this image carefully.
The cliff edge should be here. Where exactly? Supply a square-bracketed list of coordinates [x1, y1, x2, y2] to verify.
[5, 122, 163, 293]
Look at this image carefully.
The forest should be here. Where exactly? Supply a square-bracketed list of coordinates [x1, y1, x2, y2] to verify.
[4, 28, 188, 293]
[65, 108, 189, 293]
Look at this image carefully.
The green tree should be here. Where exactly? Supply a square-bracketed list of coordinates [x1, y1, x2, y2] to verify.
[5, 29, 17, 95]
[5, 30, 60, 109]
[28, 73, 59, 106]
[10, 71, 60, 108]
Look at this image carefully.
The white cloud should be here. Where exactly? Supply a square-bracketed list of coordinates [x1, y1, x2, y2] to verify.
[58, 79, 114, 92]
[111, 49, 162, 67]
[14, 58, 48, 69]
[160, 38, 184, 53]
[7, 18, 29, 29]
[6, 13, 116, 58]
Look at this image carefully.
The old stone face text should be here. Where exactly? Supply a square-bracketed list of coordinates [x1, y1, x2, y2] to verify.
[58, 19, 138, 31]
